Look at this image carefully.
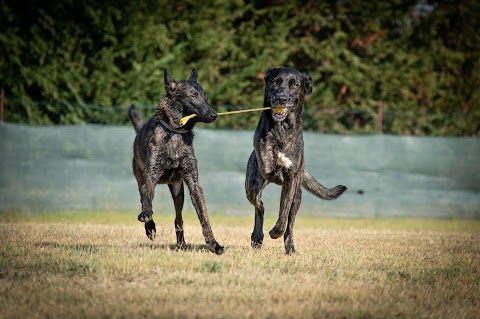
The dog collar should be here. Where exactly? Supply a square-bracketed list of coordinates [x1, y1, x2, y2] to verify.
[159, 119, 189, 134]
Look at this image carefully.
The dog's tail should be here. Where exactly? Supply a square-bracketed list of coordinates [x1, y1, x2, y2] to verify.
[128, 104, 144, 133]
[302, 170, 347, 200]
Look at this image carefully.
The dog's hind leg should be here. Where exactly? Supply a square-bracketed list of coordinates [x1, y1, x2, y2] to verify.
[269, 175, 301, 240]
[246, 152, 268, 249]
[184, 175, 224, 255]
[284, 186, 302, 255]
[168, 182, 186, 248]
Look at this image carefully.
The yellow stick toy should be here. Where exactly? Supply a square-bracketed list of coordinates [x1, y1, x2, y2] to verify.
[179, 107, 271, 126]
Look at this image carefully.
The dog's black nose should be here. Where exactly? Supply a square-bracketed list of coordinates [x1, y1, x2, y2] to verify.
[277, 96, 287, 105]
[210, 113, 218, 121]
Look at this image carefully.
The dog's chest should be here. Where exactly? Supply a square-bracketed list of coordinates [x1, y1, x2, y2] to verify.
[262, 128, 303, 172]
[160, 138, 190, 167]
[153, 139, 192, 183]
[276, 152, 293, 168]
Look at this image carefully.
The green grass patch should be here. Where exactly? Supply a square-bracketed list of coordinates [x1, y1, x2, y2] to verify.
[195, 260, 225, 273]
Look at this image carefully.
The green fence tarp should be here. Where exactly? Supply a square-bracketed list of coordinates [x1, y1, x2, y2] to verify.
[1, 123, 479, 218]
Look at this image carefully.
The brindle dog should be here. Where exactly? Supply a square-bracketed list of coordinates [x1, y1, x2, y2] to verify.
[245, 67, 347, 254]
[128, 68, 224, 255]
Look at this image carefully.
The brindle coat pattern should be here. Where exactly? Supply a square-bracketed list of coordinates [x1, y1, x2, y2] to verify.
[128, 68, 224, 255]
[245, 67, 347, 254]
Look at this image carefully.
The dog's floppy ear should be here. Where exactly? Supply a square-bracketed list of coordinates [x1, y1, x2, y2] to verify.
[164, 68, 177, 92]
[303, 73, 313, 95]
[189, 68, 199, 83]
[264, 68, 273, 84]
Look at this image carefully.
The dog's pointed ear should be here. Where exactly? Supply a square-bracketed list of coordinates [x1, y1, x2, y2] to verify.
[303, 73, 313, 95]
[189, 68, 199, 83]
[164, 68, 177, 92]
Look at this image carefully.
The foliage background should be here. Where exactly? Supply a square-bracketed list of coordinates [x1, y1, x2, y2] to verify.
[1, 0, 479, 135]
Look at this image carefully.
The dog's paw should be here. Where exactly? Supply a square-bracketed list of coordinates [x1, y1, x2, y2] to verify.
[251, 240, 263, 250]
[210, 242, 225, 255]
[144, 220, 156, 241]
[285, 245, 296, 255]
[284, 236, 296, 255]
[251, 233, 264, 250]
[138, 211, 153, 223]
[176, 233, 186, 248]
[269, 227, 284, 239]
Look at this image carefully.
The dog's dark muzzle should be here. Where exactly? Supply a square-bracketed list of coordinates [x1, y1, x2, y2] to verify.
[195, 111, 217, 124]
[203, 111, 218, 123]
[270, 94, 291, 122]
[179, 110, 217, 127]
[193, 101, 218, 123]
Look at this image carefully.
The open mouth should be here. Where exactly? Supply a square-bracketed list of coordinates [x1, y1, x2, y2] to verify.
[271, 106, 289, 121]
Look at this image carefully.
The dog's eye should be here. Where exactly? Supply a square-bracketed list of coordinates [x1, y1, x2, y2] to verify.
[192, 92, 199, 99]
[273, 78, 282, 86]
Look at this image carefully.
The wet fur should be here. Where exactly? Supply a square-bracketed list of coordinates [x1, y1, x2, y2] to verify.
[128, 68, 224, 255]
[245, 67, 347, 254]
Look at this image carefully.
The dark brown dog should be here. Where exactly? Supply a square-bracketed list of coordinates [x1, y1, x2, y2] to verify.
[245, 67, 347, 254]
[128, 68, 224, 255]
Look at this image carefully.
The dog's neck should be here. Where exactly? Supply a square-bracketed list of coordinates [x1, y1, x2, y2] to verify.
[154, 99, 190, 134]
[264, 102, 304, 149]
[272, 108, 304, 129]
[159, 119, 189, 134]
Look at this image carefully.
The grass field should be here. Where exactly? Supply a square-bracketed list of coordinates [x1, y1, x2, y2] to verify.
[0, 212, 479, 319]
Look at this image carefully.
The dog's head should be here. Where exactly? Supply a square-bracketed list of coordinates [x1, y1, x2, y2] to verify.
[162, 68, 217, 130]
[263, 67, 313, 122]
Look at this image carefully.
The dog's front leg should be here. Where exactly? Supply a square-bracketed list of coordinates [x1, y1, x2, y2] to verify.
[184, 176, 224, 255]
[138, 180, 157, 240]
[137, 153, 162, 224]
[284, 186, 302, 255]
[269, 175, 300, 240]
[246, 152, 269, 249]
[255, 140, 281, 182]
[138, 180, 155, 222]
[133, 161, 156, 240]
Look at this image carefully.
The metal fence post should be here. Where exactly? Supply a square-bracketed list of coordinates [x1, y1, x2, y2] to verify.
[1, 87, 4, 124]
[376, 100, 383, 134]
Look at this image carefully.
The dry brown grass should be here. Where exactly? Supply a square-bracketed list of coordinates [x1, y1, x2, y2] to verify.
[0, 213, 479, 319]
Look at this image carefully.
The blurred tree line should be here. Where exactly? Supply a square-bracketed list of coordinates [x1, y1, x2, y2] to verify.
[1, 0, 479, 135]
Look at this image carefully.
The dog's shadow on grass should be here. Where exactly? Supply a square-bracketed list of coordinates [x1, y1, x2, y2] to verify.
[135, 242, 213, 253]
